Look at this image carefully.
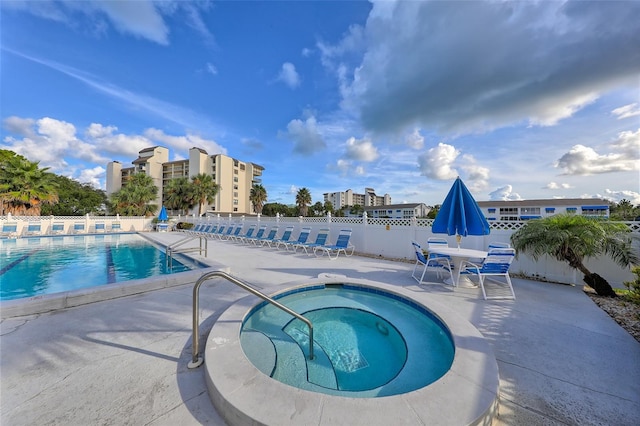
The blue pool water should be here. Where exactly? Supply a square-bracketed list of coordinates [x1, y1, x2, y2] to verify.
[0, 234, 195, 301]
[240, 285, 455, 397]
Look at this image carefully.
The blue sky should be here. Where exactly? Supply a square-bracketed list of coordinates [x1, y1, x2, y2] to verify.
[1, 0, 639, 206]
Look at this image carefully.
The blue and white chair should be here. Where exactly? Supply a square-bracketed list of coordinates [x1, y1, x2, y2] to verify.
[293, 228, 329, 255]
[110, 222, 122, 233]
[94, 222, 106, 233]
[254, 226, 279, 247]
[25, 222, 42, 236]
[314, 229, 355, 259]
[459, 248, 516, 300]
[1, 222, 18, 238]
[51, 222, 65, 235]
[244, 224, 267, 244]
[411, 241, 453, 285]
[235, 224, 256, 243]
[283, 227, 311, 251]
[271, 226, 294, 249]
[73, 222, 86, 234]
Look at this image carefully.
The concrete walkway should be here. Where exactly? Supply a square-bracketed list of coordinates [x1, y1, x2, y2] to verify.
[2, 233, 639, 425]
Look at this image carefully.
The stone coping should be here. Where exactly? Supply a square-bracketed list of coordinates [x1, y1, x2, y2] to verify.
[204, 276, 499, 425]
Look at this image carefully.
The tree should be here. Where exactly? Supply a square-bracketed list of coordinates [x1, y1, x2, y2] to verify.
[427, 204, 441, 219]
[510, 214, 639, 296]
[191, 173, 219, 216]
[250, 184, 268, 215]
[311, 201, 325, 216]
[610, 199, 638, 221]
[262, 202, 296, 217]
[324, 200, 334, 215]
[164, 177, 193, 215]
[109, 173, 158, 216]
[41, 175, 107, 216]
[350, 204, 364, 216]
[0, 150, 58, 216]
[296, 187, 312, 217]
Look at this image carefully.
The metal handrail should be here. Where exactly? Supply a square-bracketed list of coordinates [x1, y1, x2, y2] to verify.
[166, 234, 207, 268]
[187, 270, 314, 368]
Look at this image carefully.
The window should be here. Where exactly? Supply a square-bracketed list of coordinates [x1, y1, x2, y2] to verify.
[521, 207, 540, 215]
[233, 199, 238, 205]
[234, 169, 238, 175]
[545, 208, 555, 213]
[234, 177, 238, 182]
[499, 207, 518, 215]
[488, 208, 496, 213]
[567, 207, 577, 213]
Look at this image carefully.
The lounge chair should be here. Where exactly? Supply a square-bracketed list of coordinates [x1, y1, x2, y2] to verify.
[411, 241, 453, 285]
[255, 226, 279, 247]
[271, 226, 294, 249]
[72, 222, 86, 234]
[201, 224, 219, 237]
[1, 222, 18, 238]
[283, 227, 311, 251]
[236, 224, 256, 243]
[210, 224, 226, 239]
[51, 222, 65, 235]
[244, 225, 266, 244]
[94, 222, 106, 233]
[219, 224, 238, 240]
[225, 224, 244, 241]
[314, 229, 355, 259]
[185, 223, 205, 234]
[292, 228, 329, 255]
[25, 223, 42, 236]
[459, 248, 516, 300]
[157, 222, 169, 232]
[110, 222, 122, 232]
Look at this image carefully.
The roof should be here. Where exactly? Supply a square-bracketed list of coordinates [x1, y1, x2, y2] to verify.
[364, 203, 427, 210]
[477, 198, 610, 208]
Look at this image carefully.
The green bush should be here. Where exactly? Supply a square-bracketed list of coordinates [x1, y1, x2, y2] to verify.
[623, 266, 640, 304]
[175, 222, 193, 230]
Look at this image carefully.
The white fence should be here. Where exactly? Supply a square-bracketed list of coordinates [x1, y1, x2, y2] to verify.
[2, 214, 638, 287]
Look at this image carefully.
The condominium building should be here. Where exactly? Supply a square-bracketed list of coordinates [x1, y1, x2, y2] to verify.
[476, 198, 611, 221]
[364, 203, 430, 219]
[323, 188, 391, 210]
[106, 146, 264, 215]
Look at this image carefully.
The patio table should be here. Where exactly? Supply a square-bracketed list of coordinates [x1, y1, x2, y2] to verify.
[427, 246, 488, 288]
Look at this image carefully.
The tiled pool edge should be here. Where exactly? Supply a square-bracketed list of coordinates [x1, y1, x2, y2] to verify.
[204, 276, 500, 425]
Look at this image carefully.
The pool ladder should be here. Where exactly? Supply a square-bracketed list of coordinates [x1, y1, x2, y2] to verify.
[188, 270, 314, 368]
[166, 234, 208, 268]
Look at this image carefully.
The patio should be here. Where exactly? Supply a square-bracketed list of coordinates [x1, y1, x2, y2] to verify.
[1, 232, 639, 425]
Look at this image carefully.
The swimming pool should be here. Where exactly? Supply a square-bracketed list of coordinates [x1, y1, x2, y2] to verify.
[204, 276, 500, 425]
[0, 234, 197, 301]
[240, 285, 454, 397]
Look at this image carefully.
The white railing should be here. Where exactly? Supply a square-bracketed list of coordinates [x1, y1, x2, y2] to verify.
[2, 213, 638, 287]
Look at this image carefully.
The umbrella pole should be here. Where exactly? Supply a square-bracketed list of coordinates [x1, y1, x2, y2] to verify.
[456, 234, 461, 248]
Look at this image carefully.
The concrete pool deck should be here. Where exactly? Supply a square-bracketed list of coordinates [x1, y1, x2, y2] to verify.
[1, 232, 639, 425]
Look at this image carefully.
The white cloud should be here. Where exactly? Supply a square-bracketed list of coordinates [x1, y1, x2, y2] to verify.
[555, 129, 640, 175]
[206, 62, 218, 75]
[86, 123, 152, 157]
[612, 103, 640, 120]
[144, 128, 227, 156]
[277, 62, 301, 89]
[602, 189, 640, 205]
[344, 137, 378, 162]
[544, 182, 572, 190]
[460, 154, 490, 193]
[489, 185, 522, 201]
[93, 0, 169, 44]
[280, 115, 326, 155]
[76, 166, 106, 188]
[405, 128, 424, 149]
[330, 1, 640, 135]
[417, 143, 459, 180]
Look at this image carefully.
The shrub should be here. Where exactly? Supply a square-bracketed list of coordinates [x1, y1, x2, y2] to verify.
[623, 267, 640, 304]
[175, 222, 193, 230]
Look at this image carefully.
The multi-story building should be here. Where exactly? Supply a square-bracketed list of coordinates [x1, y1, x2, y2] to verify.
[324, 188, 391, 210]
[106, 146, 264, 215]
[476, 198, 610, 221]
[364, 203, 430, 219]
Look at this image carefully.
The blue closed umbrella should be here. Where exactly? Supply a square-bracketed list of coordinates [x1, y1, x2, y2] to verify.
[158, 206, 168, 222]
[432, 177, 490, 247]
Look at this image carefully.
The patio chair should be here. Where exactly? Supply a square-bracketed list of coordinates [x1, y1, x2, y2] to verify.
[1, 222, 18, 238]
[271, 226, 294, 249]
[411, 241, 453, 285]
[220, 224, 238, 240]
[232, 224, 254, 243]
[156, 222, 169, 232]
[51, 222, 65, 235]
[226, 224, 245, 242]
[459, 248, 516, 300]
[94, 222, 106, 233]
[110, 222, 122, 232]
[244, 225, 267, 244]
[314, 229, 355, 259]
[427, 238, 453, 275]
[255, 226, 279, 247]
[185, 223, 205, 234]
[72, 222, 86, 234]
[282, 227, 311, 251]
[25, 223, 42, 236]
[211, 224, 226, 239]
[292, 228, 329, 255]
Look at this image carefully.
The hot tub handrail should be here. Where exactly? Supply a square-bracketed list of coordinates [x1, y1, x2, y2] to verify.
[188, 270, 314, 369]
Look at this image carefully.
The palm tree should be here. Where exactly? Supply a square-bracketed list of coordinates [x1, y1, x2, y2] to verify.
[350, 204, 364, 217]
[191, 173, 219, 216]
[109, 173, 158, 216]
[250, 184, 268, 215]
[510, 214, 639, 296]
[295, 187, 312, 217]
[164, 177, 193, 215]
[0, 151, 58, 215]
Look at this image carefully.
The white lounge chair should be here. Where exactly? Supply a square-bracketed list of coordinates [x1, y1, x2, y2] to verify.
[460, 248, 516, 300]
[293, 228, 329, 255]
[25, 223, 42, 236]
[1, 222, 18, 238]
[314, 229, 355, 259]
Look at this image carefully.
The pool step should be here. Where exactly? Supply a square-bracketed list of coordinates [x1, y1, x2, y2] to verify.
[240, 330, 276, 376]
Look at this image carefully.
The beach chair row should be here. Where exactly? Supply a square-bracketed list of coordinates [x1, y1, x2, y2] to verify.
[1, 222, 123, 237]
[184, 223, 355, 259]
